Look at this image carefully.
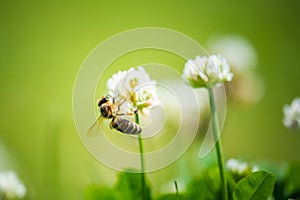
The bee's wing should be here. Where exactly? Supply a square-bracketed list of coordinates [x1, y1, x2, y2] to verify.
[87, 116, 103, 137]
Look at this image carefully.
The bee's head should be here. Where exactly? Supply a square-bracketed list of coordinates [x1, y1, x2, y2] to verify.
[98, 95, 111, 107]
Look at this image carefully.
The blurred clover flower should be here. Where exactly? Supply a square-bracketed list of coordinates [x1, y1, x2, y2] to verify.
[0, 170, 26, 199]
[106, 66, 159, 115]
[226, 159, 259, 183]
[283, 97, 300, 130]
[226, 159, 258, 175]
[207, 35, 264, 104]
[183, 54, 233, 88]
[207, 35, 258, 72]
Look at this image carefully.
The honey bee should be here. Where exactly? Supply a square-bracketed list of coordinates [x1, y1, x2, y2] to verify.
[88, 95, 142, 136]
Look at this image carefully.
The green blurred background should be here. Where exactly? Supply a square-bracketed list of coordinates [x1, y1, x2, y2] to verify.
[1, 0, 300, 199]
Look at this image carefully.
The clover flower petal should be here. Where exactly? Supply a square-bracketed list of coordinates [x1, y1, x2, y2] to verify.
[283, 97, 300, 130]
[0, 170, 26, 199]
[106, 70, 127, 96]
[183, 54, 233, 88]
[106, 66, 158, 114]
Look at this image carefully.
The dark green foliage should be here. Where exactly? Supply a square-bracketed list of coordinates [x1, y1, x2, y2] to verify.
[273, 162, 300, 200]
[84, 169, 151, 200]
[286, 162, 300, 198]
[114, 170, 152, 200]
[83, 168, 284, 200]
[185, 167, 221, 200]
[156, 193, 185, 200]
[84, 185, 118, 200]
[273, 180, 286, 200]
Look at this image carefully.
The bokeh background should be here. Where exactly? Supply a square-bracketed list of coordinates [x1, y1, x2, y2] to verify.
[1, 1, 300, 199]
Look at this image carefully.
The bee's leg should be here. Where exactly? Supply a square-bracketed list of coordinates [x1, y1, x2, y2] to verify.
[125, 109, 138, 116]
[116, 107, 139, 116]
[109, 117, 115, 129]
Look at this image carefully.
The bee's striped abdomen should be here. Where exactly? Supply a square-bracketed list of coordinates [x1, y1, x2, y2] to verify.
[111, 117, 142, 134]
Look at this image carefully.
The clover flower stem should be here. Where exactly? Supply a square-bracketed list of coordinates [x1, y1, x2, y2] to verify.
[208, 87, 228, 200]
[135, 112, 146, 200]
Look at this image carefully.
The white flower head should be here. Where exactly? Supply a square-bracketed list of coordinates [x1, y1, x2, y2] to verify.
[226, 159, 257, 175]
[0, 170, 26, 199]
[252, 165, 259, 172]
[183, 54, 233, 88]
[226, 159, 248, 175]
[283, 97, 300, 130]
[106, 66, 159, 114]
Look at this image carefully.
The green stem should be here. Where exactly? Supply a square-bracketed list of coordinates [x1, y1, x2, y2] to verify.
[174, 180, 179, 200]
[135, 113, 146, 200]
[208, 87, 228, 200]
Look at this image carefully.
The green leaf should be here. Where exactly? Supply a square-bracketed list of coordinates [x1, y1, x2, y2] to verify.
[114, 169, 152, 200]
[84, 185, 118, 200]
[233, 170, 276, 200]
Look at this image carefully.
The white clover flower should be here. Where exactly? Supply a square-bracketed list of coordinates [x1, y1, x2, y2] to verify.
[207, 35, 258, 72]
[106, 66, 159, 114]
[183, 54, 233, 88]
[226, 158, 258, 175]
[0, 170, 26, 199]
[207, 36, 265, 105]
[252, 165, 259, 172]
[226, 159, 248, 175]
[283, 97, 300, 130]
